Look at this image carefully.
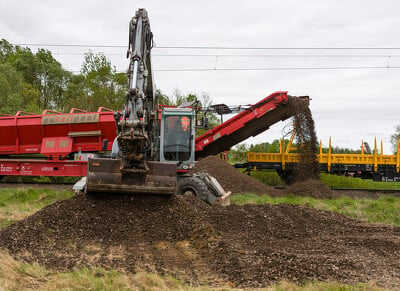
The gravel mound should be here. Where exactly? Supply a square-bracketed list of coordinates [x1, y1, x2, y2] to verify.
[282, 179, 339, 199]
[192, 156, 277, 194]
[192, 156, 337, 199]
[0, 194, 399, 288]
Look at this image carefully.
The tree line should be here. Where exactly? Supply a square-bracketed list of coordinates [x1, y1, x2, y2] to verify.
[0, 39, 209, 115]
[0, 39, 128, 114]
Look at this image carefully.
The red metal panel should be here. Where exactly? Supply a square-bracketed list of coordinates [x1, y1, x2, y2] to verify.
[0, 109, 117, 158]
[195, 91, 290, 158]
[0, 159, 88, 177]
[41, 137, 73, 158]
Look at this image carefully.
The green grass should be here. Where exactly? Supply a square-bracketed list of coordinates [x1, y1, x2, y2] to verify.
[231, 193, 400, 226]
[0, 188, 73, 229]
[237, 169, 286, 187]
[248, 170, 287, 187]
[244, 169, 400, 190]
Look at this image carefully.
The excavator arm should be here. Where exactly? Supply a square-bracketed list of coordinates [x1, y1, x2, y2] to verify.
[85, 8, 177, 195]
[115, 8, 157, 168]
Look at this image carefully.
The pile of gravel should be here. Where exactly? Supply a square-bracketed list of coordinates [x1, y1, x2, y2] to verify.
[192, 156, 277, 194]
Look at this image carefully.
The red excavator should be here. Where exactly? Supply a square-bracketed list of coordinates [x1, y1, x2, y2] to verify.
[0, 9, 308, 204]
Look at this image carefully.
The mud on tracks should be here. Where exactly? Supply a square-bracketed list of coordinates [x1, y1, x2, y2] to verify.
[0, 194, 399, 288]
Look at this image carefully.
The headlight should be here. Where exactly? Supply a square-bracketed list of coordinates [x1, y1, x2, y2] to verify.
[182, 164, 189, 170]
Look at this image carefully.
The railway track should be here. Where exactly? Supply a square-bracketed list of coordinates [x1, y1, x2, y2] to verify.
[331, 187, 400, 193]
[274, 185, 400, 192]
[274, 185, 400, 199]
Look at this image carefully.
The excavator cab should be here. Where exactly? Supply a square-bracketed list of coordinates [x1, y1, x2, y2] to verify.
[159, 108, 195, 171]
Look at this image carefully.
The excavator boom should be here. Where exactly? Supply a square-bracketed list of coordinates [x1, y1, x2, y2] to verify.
[85, 8, 176, 195]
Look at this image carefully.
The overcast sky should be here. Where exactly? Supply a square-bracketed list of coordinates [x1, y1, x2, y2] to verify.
[1, 0, 399, 153]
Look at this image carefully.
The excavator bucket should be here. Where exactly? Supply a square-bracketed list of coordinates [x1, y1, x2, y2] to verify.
[85, 158, 176, 195]
[199, 172, 231, 206]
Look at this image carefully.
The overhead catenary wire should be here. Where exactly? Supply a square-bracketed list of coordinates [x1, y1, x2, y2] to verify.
[70, 66, 400, 74]
[14, 43, 400, 50]
[51, 52, 400, 58]
[153, 66, 400, 72]
[26, 43, 398, 73]
[15, 43, 400, 67]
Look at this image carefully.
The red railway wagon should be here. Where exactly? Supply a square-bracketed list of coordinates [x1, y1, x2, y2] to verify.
[0, 108, 116, 177]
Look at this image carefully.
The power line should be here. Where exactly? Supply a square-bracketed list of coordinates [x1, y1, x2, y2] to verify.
[70, 66, 399, 73]
[157, 46, 400, 50]
[16, 43, 125, 48]
[155, 54, 400, 58]
[15, 43, 400, 50]
[153, 66, 400, 71]
[52, 52, 400, 58]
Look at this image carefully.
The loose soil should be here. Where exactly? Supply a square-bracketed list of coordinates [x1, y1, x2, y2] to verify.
[192, 156, 277, 195]
[282, 179, 339, 199]
[0, 194, 399, 289]
[192, 156, 338, 199]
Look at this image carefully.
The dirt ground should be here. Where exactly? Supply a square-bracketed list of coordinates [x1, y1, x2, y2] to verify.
[1, 97, 399, 288]
[193, 156, 340, 199]
[192, 156, 278, 195]
[0, 193, 399, 289]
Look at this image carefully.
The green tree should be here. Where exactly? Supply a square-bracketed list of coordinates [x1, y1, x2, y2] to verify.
[229, 143, 249, 162]
[35, 49, 71, 110]
[65, 51, 126, 111]
[63, 74, 87, 111]
[332, 146, 361, 154]
[155, 89, 220, 137]
[0, 63, 39, 114]
[363, 142, 372, 154]
[391, 125, 400, 153]
[155, 89, 172, 105]
[0, 39, 14, 62]
[249, 140, 281, 153]
[165, 88, 199, 106]
[1, 41, 71, 112]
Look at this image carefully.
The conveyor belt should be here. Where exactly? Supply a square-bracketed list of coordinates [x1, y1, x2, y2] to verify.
[195, 91, 303, 159]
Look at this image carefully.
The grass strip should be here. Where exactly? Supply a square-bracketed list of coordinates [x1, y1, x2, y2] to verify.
[0, 188, 73, 229]
[231, 193, 400, 226]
